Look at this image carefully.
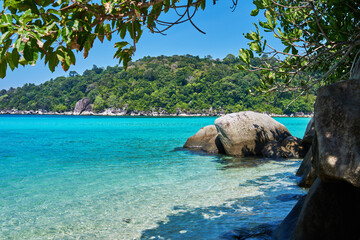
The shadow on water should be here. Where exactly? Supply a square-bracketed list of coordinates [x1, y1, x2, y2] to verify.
[174, 147, 301, 170]
[140, 171, 306, 240]
[214, 156, 272, 170]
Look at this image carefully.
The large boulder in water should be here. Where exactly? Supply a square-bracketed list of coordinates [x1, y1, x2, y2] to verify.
[314, 79, 360, 187]
[183, 125, 224, 154]
[215, 111, 291, 156]
[74, 98, 91, 115]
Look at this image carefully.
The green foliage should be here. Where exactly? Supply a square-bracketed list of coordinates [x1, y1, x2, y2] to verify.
[240, 0, 360, 95]
[0, 55, 316, 114]
[0, 0, 210, 77]
[53, 103, 67, 112]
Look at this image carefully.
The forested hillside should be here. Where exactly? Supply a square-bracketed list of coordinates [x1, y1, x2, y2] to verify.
[0, 55, 316, 114]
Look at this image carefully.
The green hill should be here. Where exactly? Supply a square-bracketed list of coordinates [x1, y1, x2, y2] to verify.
[0, 54, 316, 114]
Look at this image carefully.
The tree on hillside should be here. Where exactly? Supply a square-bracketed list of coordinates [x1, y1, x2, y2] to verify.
[239, 0, 360, 99]
[0, 0, 215, 78]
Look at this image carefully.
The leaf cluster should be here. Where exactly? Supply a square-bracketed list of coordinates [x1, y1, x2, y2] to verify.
[0, 0, 209, 77]
[239, 0, 360, 99]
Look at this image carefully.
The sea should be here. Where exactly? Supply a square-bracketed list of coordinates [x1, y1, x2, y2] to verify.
[0, 115, 310, 240]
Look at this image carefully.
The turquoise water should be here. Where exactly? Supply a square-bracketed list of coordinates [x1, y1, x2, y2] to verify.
[0, 115, 310, 239]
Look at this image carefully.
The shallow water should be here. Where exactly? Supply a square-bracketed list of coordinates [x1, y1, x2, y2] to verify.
[0, 116, 309, 239]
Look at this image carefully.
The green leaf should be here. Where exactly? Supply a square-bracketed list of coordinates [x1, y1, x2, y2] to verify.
[0, 31, 11, 46]
[0, 61, 7, 78]
[12, 48, 19, 68]
[104, 24, 112, 41]
[6, 52, 15, 71]
[97, 24, 104, 43]
[115, 41, 128, 49]
[250, 42, 261, 52]
[251, 9, 259, 16]
[236, 64, 247, 70]
[23, 44, 33, 61]
[120, 26, 126, 39]
[49, 52, 59, 72]
[239, 48, 252, 65]
[200, 0, 206, 10]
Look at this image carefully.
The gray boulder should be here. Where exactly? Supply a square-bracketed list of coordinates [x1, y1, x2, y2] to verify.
[215, 111, 291, 156]
[183, 125, 224, 154]
[314, 79, 360, 187]
[74, 98, 91, 115]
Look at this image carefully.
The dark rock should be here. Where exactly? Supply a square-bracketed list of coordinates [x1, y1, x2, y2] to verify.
[292, 178, 360, 240]
[314, 79, 360, 187]
[73, 98, 91, 115]
[273, 195, 306, 240]
[183, 125, 225, 154]
[281, 136, 305, 158]
[302, 117, 315, 153]
[262, 140, 283, 159]
[296, 146, 317, 188]
[215, 111, 291, 156]
[262, 136, 304, 159]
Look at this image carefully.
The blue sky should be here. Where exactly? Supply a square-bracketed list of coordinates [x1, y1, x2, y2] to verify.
[1, 1, 270, 90]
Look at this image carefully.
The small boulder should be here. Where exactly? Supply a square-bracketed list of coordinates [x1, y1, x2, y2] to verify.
[262, 136, 304, 159]
[73, 98, 91, 115]
[183, 125, 224, 154]
[215, 111, 291, 156]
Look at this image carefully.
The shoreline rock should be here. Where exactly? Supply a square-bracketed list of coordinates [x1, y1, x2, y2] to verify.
[0, 108, 314, 118]
[183, 125, 225, 154]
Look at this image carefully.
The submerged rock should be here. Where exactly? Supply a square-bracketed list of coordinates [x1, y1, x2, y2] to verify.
[215, 111, 291, 156]
[183, 125, 225, 154]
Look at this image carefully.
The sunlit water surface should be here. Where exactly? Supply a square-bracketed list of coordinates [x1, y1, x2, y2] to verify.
[0, 116, 310, 239]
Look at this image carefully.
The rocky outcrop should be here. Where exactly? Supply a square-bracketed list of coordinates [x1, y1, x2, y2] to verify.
[73, 98, 91, 115]
[273, 195, 307, 240]
[215, 111, 291, 156]
[183, 125, 225, 154]
[295, 117, 317, 188]
[291, 178, 360, 240]
[301, 117, 315, 153]
[262, 136, 305, 159]
[276, 79, 360, 239]
[314, 79, 360, 187]
[295, 146, 317, 188]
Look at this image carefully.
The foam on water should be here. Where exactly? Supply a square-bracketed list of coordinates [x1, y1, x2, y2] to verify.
[0, 116, 309, 239]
